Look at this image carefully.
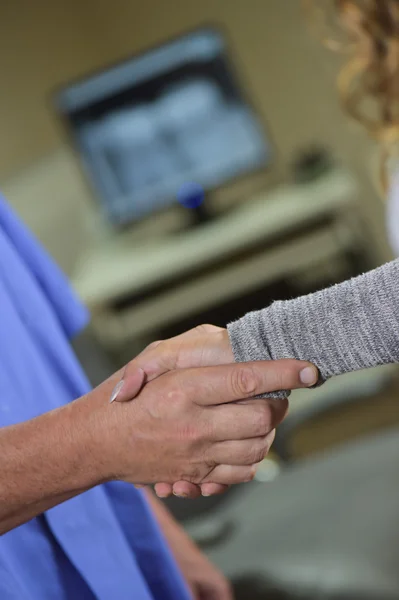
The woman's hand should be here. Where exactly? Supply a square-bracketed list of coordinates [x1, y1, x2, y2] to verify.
[129, 324, 233, 379]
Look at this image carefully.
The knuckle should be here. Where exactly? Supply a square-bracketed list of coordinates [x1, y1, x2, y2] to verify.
[180, 415, 211, 446]
[198, 417, 214, 442]
[268, 397, 289, 427]
[230, 366, 259, 397]
[166, 385, 188, 414]
[247, 446, 266, 465]
[254, 437, 273, 464]
[186, 466, 202, 484]
[274, 362, 296, 390]
[185, 460, 213, 484]
[195, 323, 220, 334]
[167, 385, 186, 403]
[180, 422, 201, 444]
[270, 368, 286, 392]
[255, 448, 267, 464]
[195, 323, 210, 334]
[256, 404, 272, 435]
[146, 339, 163, 352]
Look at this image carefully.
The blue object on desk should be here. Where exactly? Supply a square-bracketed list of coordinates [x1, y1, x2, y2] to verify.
[177, 182, 205, 209]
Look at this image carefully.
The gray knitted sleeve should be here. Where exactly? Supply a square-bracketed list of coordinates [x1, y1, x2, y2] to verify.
[227, 259, 399, 397]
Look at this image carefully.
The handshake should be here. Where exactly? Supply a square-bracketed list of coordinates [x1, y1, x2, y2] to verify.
[93, 325, 318, 499]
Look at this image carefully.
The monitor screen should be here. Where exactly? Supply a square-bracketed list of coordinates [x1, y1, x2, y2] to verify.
[55, 27, 272, 226]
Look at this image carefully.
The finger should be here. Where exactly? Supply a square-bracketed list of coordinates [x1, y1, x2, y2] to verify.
[208, 431, 276, 466]
[154, 481, 201, 500]
[202, 464, 257, 485]
[237, 396, 289, 425]
[209, 398, 288, 441]
[200, 483, 229, 497]
[155, 480, 227, 498]
[110, 367, 146, 403]
[184, 360, 319, 406]
[154, 483, 174, 498]
[171, 481, 202, 499]
[155, 480, 229, 498]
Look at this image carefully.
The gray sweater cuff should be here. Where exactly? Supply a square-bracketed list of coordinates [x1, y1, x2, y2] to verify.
[228, 259, 399, 397]
[228, 313, 291, 399]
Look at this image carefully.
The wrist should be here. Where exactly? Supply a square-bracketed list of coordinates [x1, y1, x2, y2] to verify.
[64, 384, 119, 487]
[80, 372, 145, 484]
[0, 373, 126, 534]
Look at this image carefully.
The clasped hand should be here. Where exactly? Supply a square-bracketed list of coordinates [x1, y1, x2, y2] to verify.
[109, 325, 317, 498]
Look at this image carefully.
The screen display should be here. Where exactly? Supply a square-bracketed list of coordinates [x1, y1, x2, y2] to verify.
[56, 28, 272, 226]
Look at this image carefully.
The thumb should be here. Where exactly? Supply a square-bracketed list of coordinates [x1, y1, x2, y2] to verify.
[109, 367, 146, 403]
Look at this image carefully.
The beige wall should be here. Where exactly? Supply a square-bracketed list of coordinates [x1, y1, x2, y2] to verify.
[0, 0, 391, 273]
[0, 0, 127, 178]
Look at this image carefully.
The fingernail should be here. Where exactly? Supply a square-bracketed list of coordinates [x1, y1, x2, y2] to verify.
[110, 379, 124, 403]
[202, 492, 211, 497]
[173, 491, 188, 498]
[299, 366, 318, 386]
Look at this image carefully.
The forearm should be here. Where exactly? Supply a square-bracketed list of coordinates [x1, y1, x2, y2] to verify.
[228, 259, 399, 394]
[0, 393, 108, 534]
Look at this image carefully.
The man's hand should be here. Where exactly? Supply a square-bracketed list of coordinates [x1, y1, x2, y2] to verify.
[102, 359, 318, 485]
[112, 325, 232, 497]
[113, 325, 317, 497]
[106, 354, 317, 488]
[0, 357, 316, 535]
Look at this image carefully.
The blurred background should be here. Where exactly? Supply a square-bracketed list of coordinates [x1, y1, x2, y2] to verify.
[2, 1, 399, 598]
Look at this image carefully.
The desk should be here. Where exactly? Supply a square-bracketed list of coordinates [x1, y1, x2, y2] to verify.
[72, 170, 371, 352]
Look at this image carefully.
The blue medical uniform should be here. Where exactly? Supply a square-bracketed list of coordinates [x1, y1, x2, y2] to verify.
[0, 195, 191, 600]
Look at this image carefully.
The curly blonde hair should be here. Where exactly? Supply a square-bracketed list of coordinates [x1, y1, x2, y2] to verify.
[308, 0, 399, 190]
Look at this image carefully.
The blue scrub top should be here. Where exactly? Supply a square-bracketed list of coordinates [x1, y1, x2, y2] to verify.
[0, 195, 191, 600]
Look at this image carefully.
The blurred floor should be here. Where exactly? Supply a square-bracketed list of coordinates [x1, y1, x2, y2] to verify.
[280, 366, 399, 461]
[205, 426, 399, 600]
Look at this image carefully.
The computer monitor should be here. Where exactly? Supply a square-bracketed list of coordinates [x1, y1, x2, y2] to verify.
[55, 27, 272, 227]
